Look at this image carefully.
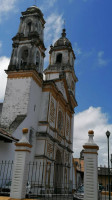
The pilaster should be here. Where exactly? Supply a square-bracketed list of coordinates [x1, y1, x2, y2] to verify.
[83, 130, 99, 200]
[10, 128, 32, 199]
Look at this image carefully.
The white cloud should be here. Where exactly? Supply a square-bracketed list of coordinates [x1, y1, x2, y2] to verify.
[73, 107, 112, 166]
[45, 13, 63, 45]
[44, 13, 64, 66]
[40, 0, 57, 11]
[73, 42, 82, 56]
[68, 0, 88, 3]
[97, 51, 109, 67]
[0, 0, 18, 22]
[0, 56, 9, 101]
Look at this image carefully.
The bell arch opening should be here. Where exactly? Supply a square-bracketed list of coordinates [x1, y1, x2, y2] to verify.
[23, 18, 33, 36]
[36, 51, 40, 71]
[19, 47, 29, 69]
[56, 53, 62, 63]
[27, 21, 32, 33]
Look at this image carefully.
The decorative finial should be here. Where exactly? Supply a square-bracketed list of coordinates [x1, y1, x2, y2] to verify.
[62, 28, 66, 37]
[22, 128, 28, 134]
[88, 130, 94, 135]
[50, 44, 53, 49]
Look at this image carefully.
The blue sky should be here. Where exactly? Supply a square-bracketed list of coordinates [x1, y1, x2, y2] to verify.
[0, 0, 112, 165]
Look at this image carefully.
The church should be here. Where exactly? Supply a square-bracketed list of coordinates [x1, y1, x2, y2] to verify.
[0, 5, 77, 190]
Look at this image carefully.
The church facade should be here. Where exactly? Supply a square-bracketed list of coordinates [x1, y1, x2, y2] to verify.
[0, 5, 77, 190]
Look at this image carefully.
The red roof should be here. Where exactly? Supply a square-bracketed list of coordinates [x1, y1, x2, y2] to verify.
[0, 128, 19, 142]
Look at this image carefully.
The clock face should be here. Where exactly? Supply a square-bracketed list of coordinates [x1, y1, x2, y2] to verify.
[58, 111, 63, 132]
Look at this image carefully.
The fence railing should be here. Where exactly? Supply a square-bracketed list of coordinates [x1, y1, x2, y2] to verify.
[26, 162, 76, 199]
[0, 160, 13, 196]
[98, 167, 112, 200]
[3, 161, 112, 199]
[0, 161, 78, 199]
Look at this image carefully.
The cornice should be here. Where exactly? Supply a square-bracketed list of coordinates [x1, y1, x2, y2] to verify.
[36, 131, 72, 153]
[6, 70, 43, 87]
[83, 145, 99, 150]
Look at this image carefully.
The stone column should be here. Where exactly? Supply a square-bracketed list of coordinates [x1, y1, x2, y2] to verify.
[83, 130, 99, 200]
[10, 128, 32, 199]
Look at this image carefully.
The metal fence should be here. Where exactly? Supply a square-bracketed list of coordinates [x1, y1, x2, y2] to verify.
[26, 162, 76, 199]
[0, 161, 78, 199]
[0, 160, 13, 196]
[1, 161, 112, 199]
[98, 167, 112, 200]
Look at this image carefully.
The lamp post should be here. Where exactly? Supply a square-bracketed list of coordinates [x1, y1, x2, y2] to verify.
[106, 130, 111, 200]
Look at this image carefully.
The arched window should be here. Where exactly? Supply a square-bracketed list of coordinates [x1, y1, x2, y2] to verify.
[20, 48, 28, 68]
[56, 53, 62, 63]
[58, 110, 63, 133]
[36, 51, 40, 69]
[27, 22, 32, 32]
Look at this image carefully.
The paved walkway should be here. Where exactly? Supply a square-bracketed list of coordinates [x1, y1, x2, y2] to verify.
[0, 198, 40, 200]
[0, 196, 73, 200]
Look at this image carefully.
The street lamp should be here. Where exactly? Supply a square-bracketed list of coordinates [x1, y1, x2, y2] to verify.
[106, 130, 111, 200]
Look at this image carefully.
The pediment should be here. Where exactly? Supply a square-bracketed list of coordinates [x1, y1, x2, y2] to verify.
[55, 79, 69, 103]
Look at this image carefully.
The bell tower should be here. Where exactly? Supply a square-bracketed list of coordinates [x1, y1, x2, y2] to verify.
[44, 29, 78, 99]
[1, 6, 46, 130]
[9, 6, 46, 74]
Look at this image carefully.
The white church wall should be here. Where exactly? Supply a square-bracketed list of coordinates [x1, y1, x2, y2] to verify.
[1, 77, 31, 128]
[38, 125, 48, 132]
[38, 91, 50, 122]
[0, 141, 15, 161]
[0, 77, 43, 162]
[35, 140, 45, 155]
[27, 78, 42, 129]
[70, 52, 74, 66]
[50, 51, 55, 65]
[14, 77, 43, 160]
[45, 73, 59, 81]
[66, 72, 73, 88]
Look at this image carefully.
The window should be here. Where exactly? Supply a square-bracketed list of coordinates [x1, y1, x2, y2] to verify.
[21, 49, 28, 68]
[50, 99, 55, 123]
[28, 22, 32, 32]
[36, 51, 40, 69]
[56, 53, 62, 63]
[58, 111, 63, 133]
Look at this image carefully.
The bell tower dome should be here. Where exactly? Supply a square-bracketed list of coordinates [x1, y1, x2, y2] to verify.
[44, 29, 78, 98]
[8, 6, 46, 74]
[50, 28, 75, 68]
